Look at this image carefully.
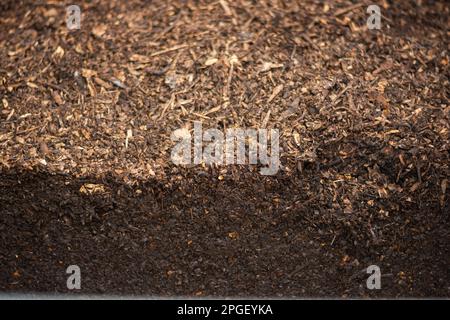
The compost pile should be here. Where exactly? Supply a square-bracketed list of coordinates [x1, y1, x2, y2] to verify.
[0, 0, 448, 297]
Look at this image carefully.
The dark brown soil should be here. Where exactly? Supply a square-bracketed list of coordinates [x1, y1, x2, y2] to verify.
[0, 0, 449, 297]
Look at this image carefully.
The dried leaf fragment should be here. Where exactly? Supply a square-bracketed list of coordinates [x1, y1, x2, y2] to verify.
[130, 54, 151, 63]
[92, 24, 107, 38]
[79, 183, 106, 195]
[81, 68, 97, 78]
[268, 84, 284, 103]
[205, 57, 218, 66]
[228, 231, 239, 239]
[52, 91, 64, 105]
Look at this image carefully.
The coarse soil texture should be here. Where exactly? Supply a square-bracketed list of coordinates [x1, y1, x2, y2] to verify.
[0, 0, 449, 297]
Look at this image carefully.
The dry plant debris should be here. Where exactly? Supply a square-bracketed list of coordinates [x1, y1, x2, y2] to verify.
[0, 0, 448, 297]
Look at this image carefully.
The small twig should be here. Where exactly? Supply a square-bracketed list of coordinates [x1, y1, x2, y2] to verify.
[37, 81, 69, 95]
[334, 3, 366, 17]
[150, 44, 189, 57]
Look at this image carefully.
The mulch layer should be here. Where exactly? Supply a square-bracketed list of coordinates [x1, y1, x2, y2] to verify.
[0, 0, 449, 297]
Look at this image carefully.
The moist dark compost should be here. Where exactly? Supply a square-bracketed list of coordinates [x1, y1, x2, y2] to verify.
[0, 0, 449, 297]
